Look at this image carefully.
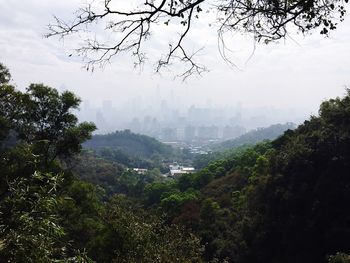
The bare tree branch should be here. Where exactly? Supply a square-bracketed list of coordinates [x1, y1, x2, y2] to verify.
[46, 0, 348, 79]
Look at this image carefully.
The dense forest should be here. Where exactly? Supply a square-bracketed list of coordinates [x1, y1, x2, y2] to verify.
[1, 62, 350, 262]
[84, 130, 173, 157]
[83, 130, 193, 171]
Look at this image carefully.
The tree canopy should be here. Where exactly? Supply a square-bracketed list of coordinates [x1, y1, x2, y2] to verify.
[47, 0, 348, 78]
[0, 63, 204, 262]
[0, 63, 96, 261]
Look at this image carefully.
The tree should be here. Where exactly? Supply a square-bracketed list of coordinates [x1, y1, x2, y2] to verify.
[0, 63, 11, 85]
[47, 0, 347, 78]
[0, 172, 64, 262]
[0, 172, 84, 262]
[87, 194, 203, 262]
[0, 63, 96, 261]
[232, 90, 350, 263]
[0, 68, 96, 172]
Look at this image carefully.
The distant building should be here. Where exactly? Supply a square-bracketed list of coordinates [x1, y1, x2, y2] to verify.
[169, 163, 195, 177]
[176, 127, 185, 140]
[185, 126, 196, 141]
[132, 168, 148, 174]
[197, 125, 219, 139]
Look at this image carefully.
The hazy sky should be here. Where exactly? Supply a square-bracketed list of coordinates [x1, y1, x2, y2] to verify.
[1, 0, 350, 117]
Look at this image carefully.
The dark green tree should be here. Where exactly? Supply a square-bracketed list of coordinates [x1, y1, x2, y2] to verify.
[0, 64, 96, 184]
[87, 195, 203, 262]
[0, 171, 90, 263]
[232, 90, 350, 263]
[0, 63, 96, 262]
[0, 172, 64, 262]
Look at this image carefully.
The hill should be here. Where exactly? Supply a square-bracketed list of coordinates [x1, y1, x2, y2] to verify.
[84, 129, 173, 158]
[143, 91, 350, 262]
[212, 122, 295, 151]
[83, 130, 177, 170]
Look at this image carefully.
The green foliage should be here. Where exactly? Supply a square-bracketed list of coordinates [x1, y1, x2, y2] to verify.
[0, 63, 11, 85]
[0, 172, 65, 262]
[144, 90, 350, 262]
[87, 195, 203, 262]
[144, 181, 177, 205]
[178, 173, 195, 191]
[85, 129, 172, 158]
[160, 190, 199, 214]
[0, 64, 96, 262]
[58, 180, 104, 255]
[200, 198, 220, 224]
[218, 90, 350, 263]
[115, 170, 144, 197]
[0, 80, 96, 174]
[69, 151, 124, 197]
[21, 83, 96, 161]
[98, 147, 157, 170]
[84, 130, 195, 172]
[0, 63, 203, 262]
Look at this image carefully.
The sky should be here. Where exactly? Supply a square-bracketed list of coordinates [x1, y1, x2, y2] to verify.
[1, 0, 350, 120]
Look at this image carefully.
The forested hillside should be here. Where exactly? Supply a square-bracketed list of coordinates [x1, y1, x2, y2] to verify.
[0, 64, 202, 262]
[84, 130, 173, 157]
[212, 122, 295, 151]
[140, 91, 350, 262]
[83, 130, 180, 169]
[1, 62, 350, 262]
[193, 122, 295, 169]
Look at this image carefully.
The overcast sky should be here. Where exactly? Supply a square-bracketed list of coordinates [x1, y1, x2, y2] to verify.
[1, 0, 350, 118]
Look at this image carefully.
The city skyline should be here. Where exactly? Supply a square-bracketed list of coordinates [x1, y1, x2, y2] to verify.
[77, 89, 303, 141]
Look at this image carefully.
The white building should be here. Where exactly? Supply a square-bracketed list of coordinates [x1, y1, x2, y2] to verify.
[169, 163, 195, 177]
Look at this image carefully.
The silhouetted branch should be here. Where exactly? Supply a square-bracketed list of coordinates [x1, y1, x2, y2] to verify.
[46, 0, 347, 78]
